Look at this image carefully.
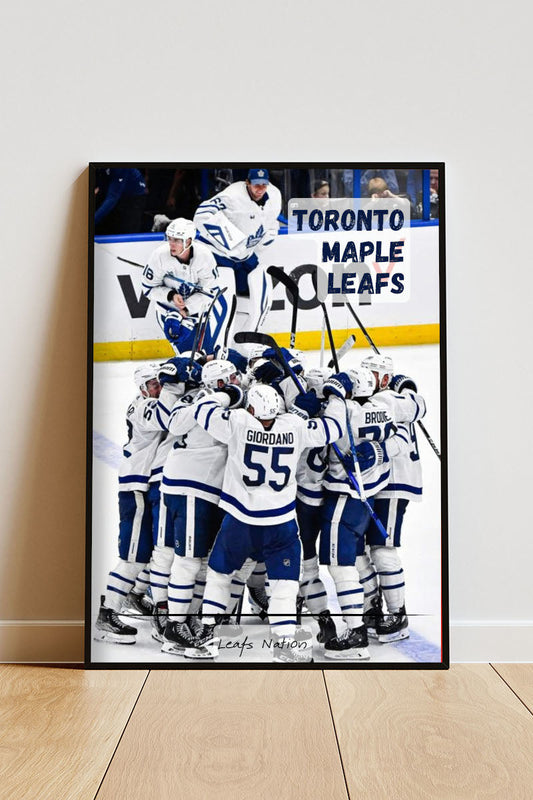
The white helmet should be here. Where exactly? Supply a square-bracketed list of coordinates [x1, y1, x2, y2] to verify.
[202, 359, 239, 389]
[246, 384, 282, 420]
[247, 344, 268, 366]
[166, 217, 196, 244]
[347, 367, 375, 398]
[360, 353, 394, 387]
[134, 363, 160, 395]
[305, 367, 331, 397]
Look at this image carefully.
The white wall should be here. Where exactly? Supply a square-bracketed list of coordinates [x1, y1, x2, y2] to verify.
[1, 0, 531, 663]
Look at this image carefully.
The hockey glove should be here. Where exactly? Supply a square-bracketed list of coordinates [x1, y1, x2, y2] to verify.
[163, 311, 188, 341]
[158, 357, 202, 386]
[355, 440, 389, 471]
[289, 390, 321, 420]
[263, 347, 304, 375]
[323, 372, 353, 400]
[252, 358, 285, 385]
[390, 374, 418, 393]
[214, 384, 245, 409]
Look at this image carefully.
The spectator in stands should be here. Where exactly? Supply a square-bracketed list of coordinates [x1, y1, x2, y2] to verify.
[312, 179, 330, 198]
[361, 169, 399, 197]
[429, 169, 439, 218]
[95, 168, 147, 235]
[365, 177, 411, 214]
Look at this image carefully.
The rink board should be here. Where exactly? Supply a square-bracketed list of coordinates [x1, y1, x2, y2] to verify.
[93, 223, 439, 361]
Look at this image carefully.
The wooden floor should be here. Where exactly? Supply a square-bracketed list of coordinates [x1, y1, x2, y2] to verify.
[0, 665, 531, 800]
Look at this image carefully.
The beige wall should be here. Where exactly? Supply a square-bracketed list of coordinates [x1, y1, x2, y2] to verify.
[1, 0, 532, 663]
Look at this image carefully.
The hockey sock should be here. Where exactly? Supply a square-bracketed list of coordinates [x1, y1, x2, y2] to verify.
[201, 567, 233, 617]
[300, 556, 328, 615]
[246, 561, 267, 590]
[228, 559, 258, 613]
[149, 545, 173, 605]
[328, 565, 364, 629]
[356, 551, 379, 611]
[370, 546, 405, 613]
[133, 566, 150, 596]
[189, 558, 208, 615]
[106, 560, 146, 611]
[168, 555, 202, 623]
[268, 579, 299, 639]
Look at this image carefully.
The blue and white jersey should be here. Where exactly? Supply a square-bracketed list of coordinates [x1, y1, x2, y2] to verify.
[296, 445, 327, 507]
[194, 181, 282, 262]
[142, 241, 219, 318]
[162, 387, 227, 505]
[372, 388, 426, 502]
[118, 395, 167, 492]
[193, 396, 345, 526]
[324, 397, 405, 499]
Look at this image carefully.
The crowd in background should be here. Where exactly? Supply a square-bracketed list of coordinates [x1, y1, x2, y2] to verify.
[94, 167, 439, 236]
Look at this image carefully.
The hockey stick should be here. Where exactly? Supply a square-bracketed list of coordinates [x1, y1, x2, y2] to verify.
[319, 318, 326, 367]
[267, 266, 299, 348]
[311, 270, 339, 372]
[234, 331, 389, 540]
[328, 334, 356, 368]
[344, 299, 441, 460]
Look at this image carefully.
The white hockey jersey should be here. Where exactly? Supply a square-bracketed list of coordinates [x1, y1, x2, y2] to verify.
[118, 395, 167, 492]
[142, 240, 219, 318]
[161, 388, 227, 505]
[296, 445, 327, 507]
[194, 181, 282, 262]
[194, 396, 345, 526]
[371, 388, 427, 501]
[324, 396, 407, 499]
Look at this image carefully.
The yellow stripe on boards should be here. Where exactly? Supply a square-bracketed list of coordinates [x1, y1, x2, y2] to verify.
[93, 324, 440, 362]
[273, 324, 440, 350]
[94, 340, 175, 362]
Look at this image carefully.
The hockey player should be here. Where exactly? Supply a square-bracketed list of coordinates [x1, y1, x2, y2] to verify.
[193, 169, 282, 338]
[241, 346, 308, 621]
[294, 367, 337, 645]
[190, 377, 348, 664]
[94, 365, 165, 645]
[357, 353, 427, 643]
[320, 367, 410, 660]
[141, 218, 229, 355]
[157, 357, 245, 657]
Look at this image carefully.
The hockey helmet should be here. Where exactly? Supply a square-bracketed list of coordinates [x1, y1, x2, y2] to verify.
[247, 344, 268, 367]
[360, 353, 394, 389]
[347, 367, 375, 399]
[246, 384, 282, 420]
[166, 217, 196, 244]
[305, 367, 331, 397]
[134, 363, 160, 396]
[202, 359, 240, 389]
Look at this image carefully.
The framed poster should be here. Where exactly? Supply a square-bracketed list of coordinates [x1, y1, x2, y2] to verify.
[86, 163, 447, 669]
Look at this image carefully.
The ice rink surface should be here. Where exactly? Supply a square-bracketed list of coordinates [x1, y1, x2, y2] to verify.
[89, 343, 444, 666]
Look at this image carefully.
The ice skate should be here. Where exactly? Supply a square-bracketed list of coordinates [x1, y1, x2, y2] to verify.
[324, 625, 370, 660]
[363, 593, 383, 639]
[94, 596, 137, 645]
[377, 607, 409, 642]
